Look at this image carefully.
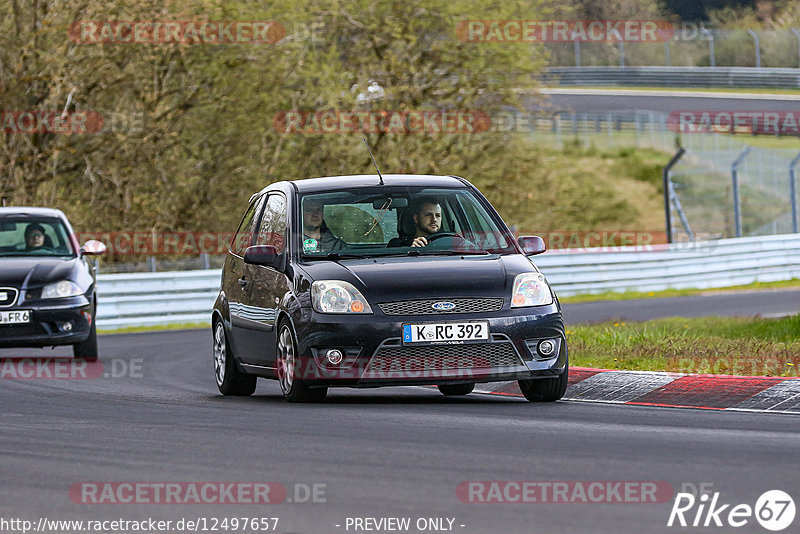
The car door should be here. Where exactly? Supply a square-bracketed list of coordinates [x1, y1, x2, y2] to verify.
[225, 195, 265, 358]
[238, 193, 289, 367]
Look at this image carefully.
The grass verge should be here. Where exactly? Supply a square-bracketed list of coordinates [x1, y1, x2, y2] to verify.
[559, 278, 800, 304]
[556, 86, 800, 96]
[98, 322, 209, 335]
[568, 315, 800, 377]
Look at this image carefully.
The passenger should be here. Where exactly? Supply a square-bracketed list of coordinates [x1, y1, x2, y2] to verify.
[302, 200, 344, 253]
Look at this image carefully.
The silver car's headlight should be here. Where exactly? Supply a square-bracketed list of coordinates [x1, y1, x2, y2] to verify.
[42, 280, 83, 299]
[311, 281, 373, 314]
[511, 272, 553, 307]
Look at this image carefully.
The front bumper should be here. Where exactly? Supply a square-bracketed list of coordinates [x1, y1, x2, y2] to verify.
[0, 296, 93, 348]
[290, 304, 567, 388]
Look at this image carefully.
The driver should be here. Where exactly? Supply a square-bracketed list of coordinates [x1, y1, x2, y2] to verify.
[390, 198, 442, 248]
[24, 223, 46, 250]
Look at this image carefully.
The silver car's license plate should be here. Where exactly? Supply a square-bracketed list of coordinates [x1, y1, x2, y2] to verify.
[0, 310, 31, 324]
[402, 321, 489, 345]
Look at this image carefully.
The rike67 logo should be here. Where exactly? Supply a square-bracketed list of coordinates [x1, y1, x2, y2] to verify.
[668, 486, 795, 531]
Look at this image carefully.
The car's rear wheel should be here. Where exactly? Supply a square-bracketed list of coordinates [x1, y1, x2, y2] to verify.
[73, 309, 98, 362]
[213, 320, 257, 396]
[437, 383, 475, 396]
[518, 359, 569, 402]
[277, 322, 327, 403]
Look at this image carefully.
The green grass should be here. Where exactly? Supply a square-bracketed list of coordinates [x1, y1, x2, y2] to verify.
[568, 315, 800, 377]
[98, 322, 209, 335]
[560, 278, 800, 304]
[563, 86, 800, 96]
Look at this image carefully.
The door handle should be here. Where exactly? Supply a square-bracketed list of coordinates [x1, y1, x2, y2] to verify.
[238, 277, 248, 288]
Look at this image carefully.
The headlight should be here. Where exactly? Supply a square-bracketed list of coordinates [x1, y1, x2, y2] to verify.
[311, 281, 373, 314]
[42, 280, 83, 299]
[511, 272, 553, 307]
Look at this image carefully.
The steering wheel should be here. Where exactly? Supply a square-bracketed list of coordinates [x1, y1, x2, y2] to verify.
[425, 232, 459, 243]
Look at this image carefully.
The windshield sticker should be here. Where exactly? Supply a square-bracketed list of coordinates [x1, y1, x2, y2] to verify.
[303, 238, 319, 252]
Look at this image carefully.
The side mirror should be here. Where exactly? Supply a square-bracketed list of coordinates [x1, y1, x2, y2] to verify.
[518, 235, 546, 256]
[244, 245, 279, 267]
[81, 240, 107, 256]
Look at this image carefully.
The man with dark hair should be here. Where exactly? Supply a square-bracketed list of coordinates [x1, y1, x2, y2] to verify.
[24, 223, 46, 250]
[389, 197, 442, 247]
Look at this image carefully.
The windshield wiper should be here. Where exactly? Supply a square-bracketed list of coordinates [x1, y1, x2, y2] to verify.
[304, 252, 369, 261]
[417, 250, 491, 256]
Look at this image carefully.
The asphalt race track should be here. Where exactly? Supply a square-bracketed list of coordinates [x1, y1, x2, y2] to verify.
[532, 89, 800, 114]
[1, 319, 798, 533]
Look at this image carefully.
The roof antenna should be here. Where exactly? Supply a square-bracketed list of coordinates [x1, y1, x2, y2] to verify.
[362, 137, 384, 185]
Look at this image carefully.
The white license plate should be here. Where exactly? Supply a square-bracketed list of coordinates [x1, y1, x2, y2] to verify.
[0, 310, 31, 324]
[403, 321, 489, 345]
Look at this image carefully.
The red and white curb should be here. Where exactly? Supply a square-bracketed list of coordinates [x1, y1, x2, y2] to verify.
[475, 368, 800, 414]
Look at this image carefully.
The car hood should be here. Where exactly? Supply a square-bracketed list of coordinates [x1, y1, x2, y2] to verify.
[297, 254, 539, 301]
[0, 257, 81, 289]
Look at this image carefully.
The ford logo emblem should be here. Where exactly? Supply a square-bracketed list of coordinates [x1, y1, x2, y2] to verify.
[432, 301, 456, 311]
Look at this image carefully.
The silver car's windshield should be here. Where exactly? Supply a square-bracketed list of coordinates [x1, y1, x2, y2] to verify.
[0, 218, 76, 257]
[298, 186, 515, 259]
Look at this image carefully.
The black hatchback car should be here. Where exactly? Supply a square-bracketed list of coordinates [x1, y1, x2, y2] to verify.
[0, 208, 106, 360]
[212, 175, 567, 402]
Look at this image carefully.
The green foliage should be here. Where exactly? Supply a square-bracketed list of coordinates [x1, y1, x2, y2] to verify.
[1, 0, 552, 241]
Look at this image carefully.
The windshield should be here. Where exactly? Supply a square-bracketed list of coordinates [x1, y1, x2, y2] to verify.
[298, 186, 515, 258]
[0, 218, 76, 257]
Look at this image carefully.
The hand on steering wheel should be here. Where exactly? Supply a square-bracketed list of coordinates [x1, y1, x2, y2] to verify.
[423, 232, 459, 243]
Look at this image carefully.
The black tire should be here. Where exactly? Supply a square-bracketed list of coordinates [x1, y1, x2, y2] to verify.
[518, 360, 569, 402]
[213, 319, 257, 396]
[437, 383, 475, 396]
[73, 312, 98, 362]
[276, 321, 327, 403]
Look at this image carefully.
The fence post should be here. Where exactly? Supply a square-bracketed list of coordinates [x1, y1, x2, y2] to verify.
[618, 41, 625, 67]
[574, 38, 581, 66]
[747, 29, 761, 68]
[731, 147, 751, 237]
[791, 28, 800, 69]
[701, 28, 715, 67]
[664, 41, 670, 66]
[663, 147, 686, 243]
[790, 151, 800, 234]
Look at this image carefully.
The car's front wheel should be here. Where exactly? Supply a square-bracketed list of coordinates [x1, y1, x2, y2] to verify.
[276, 321, 327, 403]
[437, 383, 475, 396]
[73, 309, 98, 362]
[213, 320, 257, 396]
[518, 360, 569, 402]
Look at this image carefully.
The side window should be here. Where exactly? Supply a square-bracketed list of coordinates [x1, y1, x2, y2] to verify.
[255, 194, 287, 254]
[230, 197, 263, 256]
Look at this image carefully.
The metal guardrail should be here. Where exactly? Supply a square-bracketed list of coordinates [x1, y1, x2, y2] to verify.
[97, 270, 220, 329]
[95, 234, 800, 329]
[544, 67, 800, 89]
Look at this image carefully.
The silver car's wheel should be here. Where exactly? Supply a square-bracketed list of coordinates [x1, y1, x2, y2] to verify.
[212, 319, 257, 396]
[214, 322, 227, 387]
[277, 325, 295, 395]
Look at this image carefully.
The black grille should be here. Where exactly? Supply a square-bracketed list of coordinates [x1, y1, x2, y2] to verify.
[0, 287, 18, 307]
[378, 298, 504, 316]
[365, 341, 522, 373]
